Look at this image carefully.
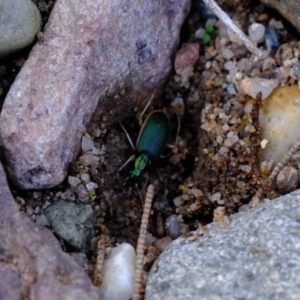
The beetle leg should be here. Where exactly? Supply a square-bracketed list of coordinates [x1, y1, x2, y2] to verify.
[118, 154, 136, 172]
[119, 121, 135, 151]
[139, 88, 157, 126]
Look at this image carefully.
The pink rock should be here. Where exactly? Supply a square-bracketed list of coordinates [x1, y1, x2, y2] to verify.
[0, 0, 191, 189]
[0, 162, 100, 299]
[174, 43, 200, 75]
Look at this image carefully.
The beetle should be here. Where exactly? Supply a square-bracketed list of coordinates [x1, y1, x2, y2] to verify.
[131, 110, 171, 178]
[119, 96, 171, 178]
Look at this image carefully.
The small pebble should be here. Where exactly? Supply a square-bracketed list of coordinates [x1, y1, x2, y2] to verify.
[33, 191, 42, 199]
[68, 176, 81, 187]
[239, 77, 279, 100]
[195, 27, 205, 39]
[86, 182, 97, 190]
[265, 26, 280, 51]
[80, 173, 91, 184]
[75, 184, 89, 202]
[221, 47, 234, 60]
[165, 215, 182, 240]
[173, 197, 182, 206]
[153, 236, 173, 252]
[82, 136, 94, 151]
[209, 192, 221, 203]
[276, 166, 298, 193]
[61, 189, 72, 200]
[26, 206, 34, 216]
[292, 62, 300, 79]
[248, 23, 265, 43]
[35, 214, 50, 227]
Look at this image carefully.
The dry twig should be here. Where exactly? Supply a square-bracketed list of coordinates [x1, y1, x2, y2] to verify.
[132, 184, 154, 300]
[202, 0, 263, 57]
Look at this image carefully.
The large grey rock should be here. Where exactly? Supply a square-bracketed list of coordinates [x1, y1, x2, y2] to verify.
[260, 0, 300, 33]
[0, 0, 191, 189]
[0, 0, 42, 57]
[0, 162, 100, 299]
[44, 200, 96, 251]
[145, 191, 300, 300]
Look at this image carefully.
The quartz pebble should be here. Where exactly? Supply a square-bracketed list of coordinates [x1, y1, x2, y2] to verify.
[81, 136, 94, 152]
[35, 214, 50, 227]
[239, 77, 279, 100]
[248, 23, 265, 43]
[68, 176, 81, 187]
[100, 243, 136, 300]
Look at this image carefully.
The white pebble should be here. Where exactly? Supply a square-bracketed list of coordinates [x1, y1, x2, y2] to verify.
[26, 206, 34, 216]
[221, 47, 234, 60]
[100, 243, 136, 300]
[240, 77, 279, 100]
[86, 182, 97, 190]
[210, 192, 221, 202]
[195, 27, 205, 39]
[248, 23, 265, 43]
[173, 197, 182, 206]
[240, 165, 252, 173]
[260, 139, 269, 149]
[68, 176, 81, 187]
[35, 214, 50, 227]
[219, 146, 229, 155]
[80, 173, 91, 184]
[82, 136, 94, 152]
[33, 191, 42, 199]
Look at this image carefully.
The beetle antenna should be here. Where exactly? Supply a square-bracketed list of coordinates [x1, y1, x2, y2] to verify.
[132, 184, 154, 300]
[139, 88, 157, 126]
[118, 154, 136, 172]
[119, 121, 135, 151]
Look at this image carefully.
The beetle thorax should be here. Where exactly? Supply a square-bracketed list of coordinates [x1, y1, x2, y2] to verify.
[131, 154, 150, 178]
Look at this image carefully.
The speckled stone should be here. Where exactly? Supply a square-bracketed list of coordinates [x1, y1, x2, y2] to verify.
[145, 190, 300, 300]
[44, 200, 95, 251]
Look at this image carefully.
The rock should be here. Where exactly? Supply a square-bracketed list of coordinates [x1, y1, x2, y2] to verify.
[292, 61, 300, 79]
[265, 26, 280, 51]
[100, 244, 136, 300]
[0, 0, 42, 57]
[260, 0, 300, 34]
[174, 43, 199, 76]
[44, 200, 95, 251]
[254, 85, 300, 165]
[82, 136, 94, 152]
[276, 166, 299, 193]
[35, 213, 50, 227]
[239, 77, 279, 100]
[164, 215, 182, 240]
[0, 162, 100, 299]
[0, 0, 191, 190]
[248, 23, 265, 43]
[145, 190, 300, 300]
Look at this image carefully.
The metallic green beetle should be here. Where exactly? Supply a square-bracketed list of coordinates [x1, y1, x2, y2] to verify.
[119, 110, 171, 178]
